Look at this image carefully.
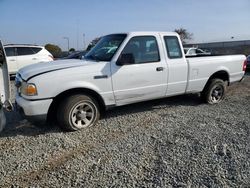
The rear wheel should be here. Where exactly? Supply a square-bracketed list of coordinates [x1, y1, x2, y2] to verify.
[57, 94, 100, 131]
[202, 79, 227, 104]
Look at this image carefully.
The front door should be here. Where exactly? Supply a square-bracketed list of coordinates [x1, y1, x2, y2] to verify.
[111, 35, 167, 105]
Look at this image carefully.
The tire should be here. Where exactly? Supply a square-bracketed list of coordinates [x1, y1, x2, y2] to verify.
[201, 79, 227, 104]
[57, 94, 100, 131]
[0, 107, 6, 132]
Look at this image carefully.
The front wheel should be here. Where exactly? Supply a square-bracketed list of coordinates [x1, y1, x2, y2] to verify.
[57, 94, 100, 131]
[202, 79, 227, 104]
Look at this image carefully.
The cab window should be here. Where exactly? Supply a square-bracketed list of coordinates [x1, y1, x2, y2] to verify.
[120, 36, 160, 64]
[164, 36, 183, 59]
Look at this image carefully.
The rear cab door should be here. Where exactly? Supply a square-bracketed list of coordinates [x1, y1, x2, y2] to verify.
[161, 34, 188, 96]
[0, 40, 11, 131]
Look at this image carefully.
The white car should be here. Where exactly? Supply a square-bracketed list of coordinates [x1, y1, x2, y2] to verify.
[184, 47, 211, 56]
[14, 32, 246, 131]
[4, 44, 54, 75]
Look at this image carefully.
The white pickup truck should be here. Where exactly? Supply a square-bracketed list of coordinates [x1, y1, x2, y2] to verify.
[13, 32, 246, 131]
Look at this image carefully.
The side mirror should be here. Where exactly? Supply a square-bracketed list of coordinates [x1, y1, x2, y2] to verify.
[116, 53, 135, 66]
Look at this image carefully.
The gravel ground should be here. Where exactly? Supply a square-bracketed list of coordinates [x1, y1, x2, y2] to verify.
[0, 74, 249, 187]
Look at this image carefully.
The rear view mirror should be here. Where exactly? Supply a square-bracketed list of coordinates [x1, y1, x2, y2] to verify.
[116, 53, 135, 66]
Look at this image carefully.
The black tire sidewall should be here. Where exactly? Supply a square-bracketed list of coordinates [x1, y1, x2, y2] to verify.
[57, 94, 100, 131]
[205, 79, 226, 104]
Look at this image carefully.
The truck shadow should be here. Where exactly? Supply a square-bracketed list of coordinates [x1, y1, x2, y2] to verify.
[0, 111, 61, 138]
[104, 94, 202, 119]
[0, 94, 202, 138]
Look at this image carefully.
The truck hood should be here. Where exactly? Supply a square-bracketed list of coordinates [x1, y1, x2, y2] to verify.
[19, 59, 94, 81]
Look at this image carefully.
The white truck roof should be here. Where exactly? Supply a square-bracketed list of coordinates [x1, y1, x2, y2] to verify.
[110, 31, 179, 36]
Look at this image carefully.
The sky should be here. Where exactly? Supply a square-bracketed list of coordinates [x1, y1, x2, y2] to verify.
[0, 0, 250, 51]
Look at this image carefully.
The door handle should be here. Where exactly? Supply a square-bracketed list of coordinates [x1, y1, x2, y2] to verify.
[94, 75, 108, 79]
[32, 58, 37, 60]
[9, 59, 16, 61]
[156, 67, 164, 71]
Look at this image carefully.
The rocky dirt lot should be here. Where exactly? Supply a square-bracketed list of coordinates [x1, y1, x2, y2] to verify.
[0, 74, 249, 187]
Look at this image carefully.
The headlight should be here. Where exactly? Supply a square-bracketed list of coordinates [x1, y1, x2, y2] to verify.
[21, 83, 38, 96]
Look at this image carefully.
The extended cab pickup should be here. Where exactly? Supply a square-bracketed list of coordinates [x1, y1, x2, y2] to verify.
[15, 32, 247, 131]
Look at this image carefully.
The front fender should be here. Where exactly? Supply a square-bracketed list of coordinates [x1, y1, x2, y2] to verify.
[53, 80, 102, 97]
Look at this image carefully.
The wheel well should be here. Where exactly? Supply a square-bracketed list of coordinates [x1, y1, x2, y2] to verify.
[203, 71, 229, 91]
[47, 88, 106, 122]
[209, 71, 229, 82]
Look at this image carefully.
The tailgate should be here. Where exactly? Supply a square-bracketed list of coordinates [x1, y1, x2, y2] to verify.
[0, 40, 12, 110]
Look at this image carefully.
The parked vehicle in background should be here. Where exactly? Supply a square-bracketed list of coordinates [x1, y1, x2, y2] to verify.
[247, 55, 250, 70]
[0, 40, 12, 132]
[64, 51, 87, 59]
[15, 32, 246, 131]
[4, 44, 54, 75]
[184, 47, 211, 57]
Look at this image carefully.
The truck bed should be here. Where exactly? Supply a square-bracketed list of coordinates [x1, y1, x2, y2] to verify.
[186, 55, 245, 92]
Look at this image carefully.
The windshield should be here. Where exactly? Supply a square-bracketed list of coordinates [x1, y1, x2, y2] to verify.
[85, 34, 127, 62]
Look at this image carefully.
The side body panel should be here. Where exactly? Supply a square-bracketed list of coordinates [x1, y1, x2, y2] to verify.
[186, 55, 245, 92]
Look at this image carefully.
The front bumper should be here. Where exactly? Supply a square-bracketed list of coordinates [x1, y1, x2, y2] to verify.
[15, 95, 52, 122]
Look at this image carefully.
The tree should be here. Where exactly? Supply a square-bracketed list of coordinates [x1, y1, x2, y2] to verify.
[86, 37, 101, 51]
[174, 28, 193, 44]
[69, 48, 75, 52]
[45, 44, 62, 58]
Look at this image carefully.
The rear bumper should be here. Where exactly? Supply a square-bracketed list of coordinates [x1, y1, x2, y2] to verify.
[239, 75, 245, 82]
[15, 95, 52, 122]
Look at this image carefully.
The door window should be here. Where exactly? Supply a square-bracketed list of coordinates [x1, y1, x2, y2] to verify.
[120, 36, 160, 64]
[31, 47, 42, 54]
[16, 47, 34, 56]
[5, 47, 16, 57]
[164, 36, 183, 58]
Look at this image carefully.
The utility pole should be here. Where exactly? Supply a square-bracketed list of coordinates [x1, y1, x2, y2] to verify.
[63, 37, 70, 52]
[76, 20, 79, 51]
[83, 33, 86, 50]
